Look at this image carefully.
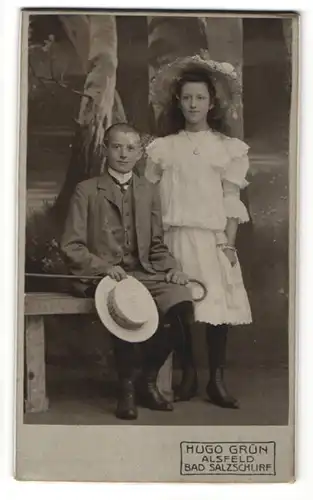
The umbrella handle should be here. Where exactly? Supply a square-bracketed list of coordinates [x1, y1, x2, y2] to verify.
[187, 278, 207, 303]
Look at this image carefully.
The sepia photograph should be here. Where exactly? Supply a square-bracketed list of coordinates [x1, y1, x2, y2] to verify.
[15, 9, 298, 482]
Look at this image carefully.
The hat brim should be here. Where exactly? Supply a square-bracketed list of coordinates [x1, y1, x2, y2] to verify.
[94, 276, 159, 343]
[150, 55, 241, 110]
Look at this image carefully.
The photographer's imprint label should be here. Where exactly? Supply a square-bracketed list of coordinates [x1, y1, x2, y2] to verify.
[180, 441, 276, 475]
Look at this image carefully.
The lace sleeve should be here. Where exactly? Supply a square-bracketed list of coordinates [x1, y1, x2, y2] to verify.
[222, 179, 249, 223]
[222, 138, 250, 188]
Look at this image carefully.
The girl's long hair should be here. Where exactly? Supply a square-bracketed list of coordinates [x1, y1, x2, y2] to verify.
[156, 68, 230, 137]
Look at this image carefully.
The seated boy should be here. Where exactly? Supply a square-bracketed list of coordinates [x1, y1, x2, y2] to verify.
[61, 123, 195, 420]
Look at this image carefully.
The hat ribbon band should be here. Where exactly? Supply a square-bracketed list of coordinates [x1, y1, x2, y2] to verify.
[107, 292, 145, 331]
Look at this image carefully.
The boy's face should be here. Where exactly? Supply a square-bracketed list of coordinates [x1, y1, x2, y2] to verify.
[106, 130, 142, 174]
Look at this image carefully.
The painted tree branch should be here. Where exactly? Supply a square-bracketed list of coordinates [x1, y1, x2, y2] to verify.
[29, 55, 93, 100]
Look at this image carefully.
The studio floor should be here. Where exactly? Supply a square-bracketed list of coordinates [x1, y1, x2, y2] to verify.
[24, 366, 289, 426]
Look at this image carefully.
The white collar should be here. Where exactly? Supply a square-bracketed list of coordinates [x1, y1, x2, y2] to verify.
[108, 167, 133, 184]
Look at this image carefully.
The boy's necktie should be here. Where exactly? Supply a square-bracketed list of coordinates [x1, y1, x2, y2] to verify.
[109, 175, 132, 193]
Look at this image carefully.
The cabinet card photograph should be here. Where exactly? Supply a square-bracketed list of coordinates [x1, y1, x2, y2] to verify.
[15, 9, 298, 483]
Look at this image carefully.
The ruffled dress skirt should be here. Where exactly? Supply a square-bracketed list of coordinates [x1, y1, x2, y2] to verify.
[165, 226, 252, 325]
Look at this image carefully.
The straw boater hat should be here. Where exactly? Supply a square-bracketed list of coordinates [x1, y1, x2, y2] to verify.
[150, 49, 242, 120]
[94, 276, 159, 343]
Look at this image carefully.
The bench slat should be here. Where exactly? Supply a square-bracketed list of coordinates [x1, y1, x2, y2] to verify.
[25, 293, 96, 315]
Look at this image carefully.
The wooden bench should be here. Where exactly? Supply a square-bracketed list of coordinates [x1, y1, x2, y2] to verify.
[24, 292, 173, 413]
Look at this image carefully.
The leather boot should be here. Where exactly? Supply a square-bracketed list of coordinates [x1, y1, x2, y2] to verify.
[206, 325, 239, 409]
[115, 379, 138, 420]
[112, 337, 138, 419]
[174, 365, 198, 402]
[137, 370, 173, 411]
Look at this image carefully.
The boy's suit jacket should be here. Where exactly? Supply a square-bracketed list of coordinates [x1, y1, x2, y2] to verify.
[61, 170, 178, 286]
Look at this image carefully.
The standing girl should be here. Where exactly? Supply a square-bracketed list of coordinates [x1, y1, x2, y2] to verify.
[145, 54, 252, 409]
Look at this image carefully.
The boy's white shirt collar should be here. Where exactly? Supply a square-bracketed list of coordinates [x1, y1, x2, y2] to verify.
[108, 167, 133, 184]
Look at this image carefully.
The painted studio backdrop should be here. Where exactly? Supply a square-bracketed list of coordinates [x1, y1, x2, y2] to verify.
[25, 14, 291, 423]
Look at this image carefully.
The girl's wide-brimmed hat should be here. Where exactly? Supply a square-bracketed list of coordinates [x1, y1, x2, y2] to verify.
[94, 276, 159, 343]
[150, 50, 242, 119]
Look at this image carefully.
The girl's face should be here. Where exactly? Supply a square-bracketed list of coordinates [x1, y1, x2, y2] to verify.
[179, 81, 212, 126]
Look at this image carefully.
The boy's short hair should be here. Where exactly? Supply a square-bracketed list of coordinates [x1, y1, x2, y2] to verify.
[103, 123, 141, 146]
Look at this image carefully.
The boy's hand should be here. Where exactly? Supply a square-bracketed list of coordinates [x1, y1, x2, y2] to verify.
[107, 266, 128, 281]
[165, 269, 189, 285]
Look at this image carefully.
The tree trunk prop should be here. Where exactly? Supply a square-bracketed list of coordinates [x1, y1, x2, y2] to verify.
[52, 15, 126, 228]
[200, 17, 244, 139]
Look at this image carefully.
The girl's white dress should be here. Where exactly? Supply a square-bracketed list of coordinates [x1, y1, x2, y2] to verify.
[146, 129, 252, 325]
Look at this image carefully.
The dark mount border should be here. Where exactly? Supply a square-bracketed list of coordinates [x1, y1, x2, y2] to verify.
[22, 8, 298, 16]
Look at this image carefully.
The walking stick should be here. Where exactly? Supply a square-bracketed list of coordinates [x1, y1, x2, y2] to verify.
[25, 272, 208, 303]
